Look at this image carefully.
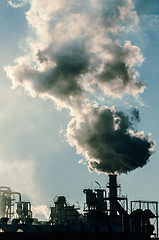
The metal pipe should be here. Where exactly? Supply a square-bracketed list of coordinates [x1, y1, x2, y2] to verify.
[108, 174, 118, 214]
[11, 192, 21, 202]
[107, 174, 119, 226]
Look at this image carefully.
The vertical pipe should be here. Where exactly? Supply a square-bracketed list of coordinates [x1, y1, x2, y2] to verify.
[156, 202, 158, 238]
[108, 174, 119, 226]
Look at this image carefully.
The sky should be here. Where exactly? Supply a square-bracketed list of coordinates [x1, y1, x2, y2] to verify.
[0, 0, 159, 220]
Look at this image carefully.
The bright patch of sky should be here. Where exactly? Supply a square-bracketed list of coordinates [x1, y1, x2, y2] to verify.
[0, 0, 159, 220]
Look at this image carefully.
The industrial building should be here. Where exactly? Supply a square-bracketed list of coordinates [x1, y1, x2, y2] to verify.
[0, 174, 158, 240]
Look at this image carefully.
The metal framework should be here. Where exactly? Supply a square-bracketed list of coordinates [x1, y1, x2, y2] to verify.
[131, 200, 158, 238]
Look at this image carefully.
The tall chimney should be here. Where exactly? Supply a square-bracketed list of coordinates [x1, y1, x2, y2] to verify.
[107, 174, 119, 226]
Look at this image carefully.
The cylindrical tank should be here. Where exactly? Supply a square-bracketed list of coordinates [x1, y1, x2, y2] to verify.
[16, 202, 23, 217]
[96, 189, 107, 211]
[57, 196, 66, 205]
[0, 195, 6, 217]
[23, 202, 29, 216]
[83, 189, 96, 209]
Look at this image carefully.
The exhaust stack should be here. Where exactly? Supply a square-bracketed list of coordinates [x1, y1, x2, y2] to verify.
[107, 174, 119, 226]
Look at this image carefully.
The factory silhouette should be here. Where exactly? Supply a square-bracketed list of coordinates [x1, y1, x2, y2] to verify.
[0, 174, 157, 240]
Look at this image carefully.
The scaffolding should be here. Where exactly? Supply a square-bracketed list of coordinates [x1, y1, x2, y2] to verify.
[131, 200, 158, 238]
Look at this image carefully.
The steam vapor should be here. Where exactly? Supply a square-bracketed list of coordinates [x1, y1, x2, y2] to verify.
[5, 0, 155, 174]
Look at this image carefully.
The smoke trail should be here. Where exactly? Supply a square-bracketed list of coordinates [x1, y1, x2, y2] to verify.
[5, 0, 155, 174]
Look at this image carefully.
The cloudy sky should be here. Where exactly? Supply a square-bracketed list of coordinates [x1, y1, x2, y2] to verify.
[1, 0, 159, 219]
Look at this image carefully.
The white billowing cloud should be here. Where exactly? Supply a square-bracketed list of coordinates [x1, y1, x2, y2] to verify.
[5, 39, 90, 112]
[8, 0, 28, 8]
[95, 40, 145, 97]
[5, 0, 144, 111]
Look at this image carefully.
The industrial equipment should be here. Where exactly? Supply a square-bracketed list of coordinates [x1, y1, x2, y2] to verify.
[0, 187, 21, 221]
[16, 201, 32, 223]
[50, 196, 80, 225]
[0, 175, 157, 240]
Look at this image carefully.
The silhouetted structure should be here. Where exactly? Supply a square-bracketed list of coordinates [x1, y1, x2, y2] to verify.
[0, 174, 158, 240]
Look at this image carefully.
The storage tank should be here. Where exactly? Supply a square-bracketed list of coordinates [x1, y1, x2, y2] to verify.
[83, 189, 96, 210]
[96, 189, 107, 212]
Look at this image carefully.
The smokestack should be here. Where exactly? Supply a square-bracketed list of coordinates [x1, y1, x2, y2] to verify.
[107, 174, 119, 226]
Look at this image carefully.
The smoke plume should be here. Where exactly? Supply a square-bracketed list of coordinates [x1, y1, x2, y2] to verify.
[67, 107, 154, 174]
[5, 0, 155, 174]
[32, 205, 50, 220]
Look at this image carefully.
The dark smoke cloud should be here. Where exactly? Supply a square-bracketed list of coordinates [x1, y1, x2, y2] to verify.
[67, 107, 154, 174]
[9, 39, 90, 108]
[98, 61, 130, 84]
[96, 41, 145, 96]
[130, 108, 140, 123]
